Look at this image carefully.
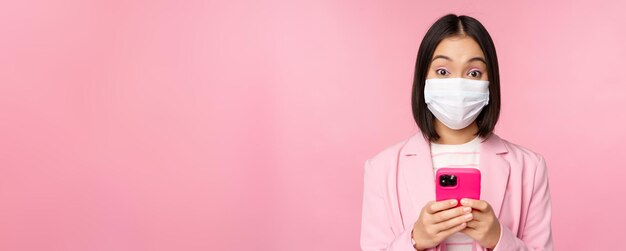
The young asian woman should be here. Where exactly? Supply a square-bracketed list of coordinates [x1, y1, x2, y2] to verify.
[360, 14, 553, 251]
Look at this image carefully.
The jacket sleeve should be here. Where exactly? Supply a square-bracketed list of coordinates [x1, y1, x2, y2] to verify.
[492, 155, 553, 251]
[360, 159, 426, 251]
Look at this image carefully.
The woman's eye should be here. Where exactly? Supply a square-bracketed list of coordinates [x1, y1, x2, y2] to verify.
[468, 70, 482, 78]
[435, 69, 448, 75]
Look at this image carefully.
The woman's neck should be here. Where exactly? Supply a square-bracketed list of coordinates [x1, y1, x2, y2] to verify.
[433, 120, 479, 145]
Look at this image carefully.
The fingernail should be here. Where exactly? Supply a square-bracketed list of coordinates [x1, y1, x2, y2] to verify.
[460, 198, 468, 205]
[450, 199, 457, 206]
[464, 213, 473, 219]
[463, 207, 471, 213]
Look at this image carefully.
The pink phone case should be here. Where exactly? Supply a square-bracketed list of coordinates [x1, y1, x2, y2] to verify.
[435, 167, 481, 206]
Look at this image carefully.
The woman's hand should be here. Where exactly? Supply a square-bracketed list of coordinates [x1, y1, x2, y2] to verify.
[459, 198, 501, 249]
[411, 199, 474, 250]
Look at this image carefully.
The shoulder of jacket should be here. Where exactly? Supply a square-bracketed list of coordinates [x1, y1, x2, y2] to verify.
[364, 134, 414, 170]
[498, 135, 545, 165]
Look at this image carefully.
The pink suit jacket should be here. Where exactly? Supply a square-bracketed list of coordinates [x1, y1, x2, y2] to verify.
[360, 133, 553, 251]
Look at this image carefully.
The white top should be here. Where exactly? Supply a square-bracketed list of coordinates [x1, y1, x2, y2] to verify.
[430, 135, 481, 251]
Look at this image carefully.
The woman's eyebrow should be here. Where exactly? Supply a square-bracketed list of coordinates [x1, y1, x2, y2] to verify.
[431, 55, 487, 64]
[431, 55, 452, 62]
[467, 57, 487, 65]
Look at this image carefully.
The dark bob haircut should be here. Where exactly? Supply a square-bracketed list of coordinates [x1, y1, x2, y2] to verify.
[411, 14, 501, 142]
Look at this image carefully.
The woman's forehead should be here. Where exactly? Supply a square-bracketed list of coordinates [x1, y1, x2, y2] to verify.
[432, 36, 485, 63]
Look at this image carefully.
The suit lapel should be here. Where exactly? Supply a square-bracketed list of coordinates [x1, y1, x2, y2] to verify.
[478, 134, 510, 217]
[399, 133, 436, 227]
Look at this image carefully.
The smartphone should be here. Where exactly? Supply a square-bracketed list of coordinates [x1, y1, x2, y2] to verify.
[435, 167, 481, 207]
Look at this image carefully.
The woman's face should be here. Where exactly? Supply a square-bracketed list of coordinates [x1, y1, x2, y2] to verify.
[426, 35, 488, 81]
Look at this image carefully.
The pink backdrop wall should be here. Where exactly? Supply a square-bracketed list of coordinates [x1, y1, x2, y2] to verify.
[1, 0, 624, 250]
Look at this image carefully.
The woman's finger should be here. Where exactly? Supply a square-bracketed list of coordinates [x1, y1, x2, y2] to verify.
[460, 198, 491, 212]
[429, 206, 472, 224]
[433, 211, 473, 232]
[467, 210, 489, 222]
[465, 219, 481, 229]
[437, 221, 468, 240]
[425, 199, 458, 214]
[460, 226, 479, 239]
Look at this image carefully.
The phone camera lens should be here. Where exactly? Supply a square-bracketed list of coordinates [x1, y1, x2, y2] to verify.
[439, 174, 457, 187]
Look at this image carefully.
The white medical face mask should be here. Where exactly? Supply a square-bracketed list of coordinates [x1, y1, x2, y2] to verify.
[424, 78, 490, 130]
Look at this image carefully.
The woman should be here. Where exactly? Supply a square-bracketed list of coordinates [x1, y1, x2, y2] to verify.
[359, 14, 553, 251]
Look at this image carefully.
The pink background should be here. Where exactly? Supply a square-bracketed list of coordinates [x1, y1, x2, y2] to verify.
[1, 0, 624, 250]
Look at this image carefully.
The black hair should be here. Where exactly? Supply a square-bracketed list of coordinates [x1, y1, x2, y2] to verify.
[411, 14, 501, 142]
